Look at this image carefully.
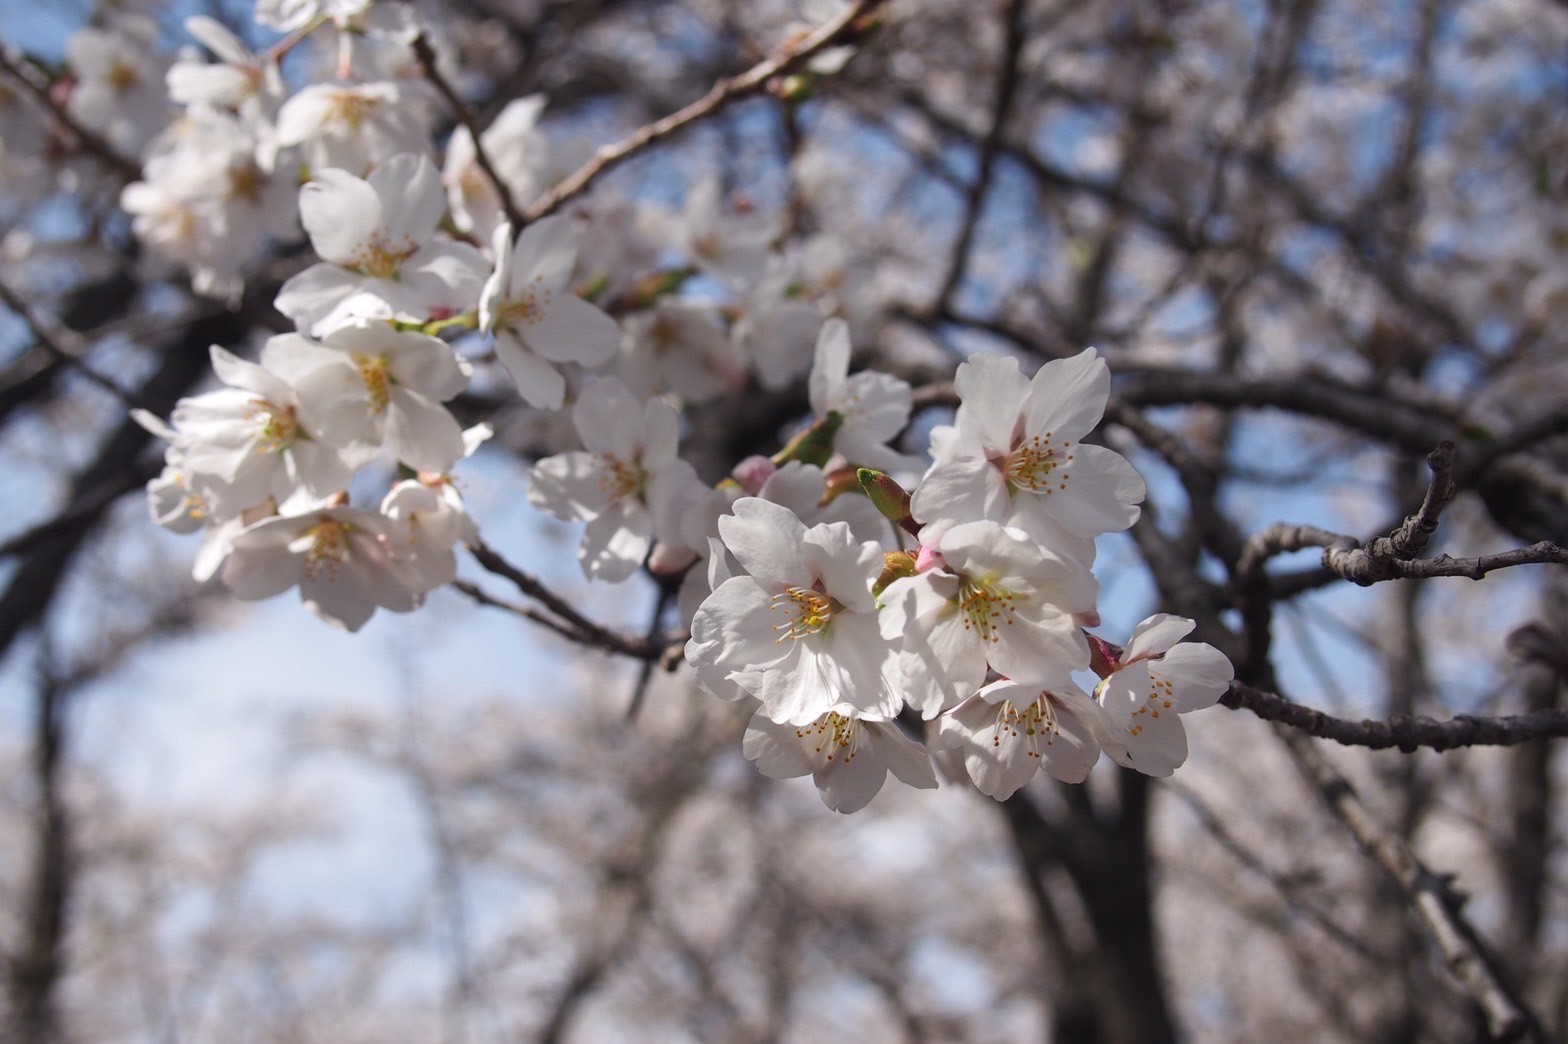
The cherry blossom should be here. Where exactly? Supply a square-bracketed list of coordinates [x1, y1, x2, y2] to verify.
[526, 378, 701, 582]
[147, 345, 355, 519]
[274, 82, 434, 176]
[743, 708, 936, 814]
[933, 679, 1107, 798]
[619, 299, 744, 404]
[220, 503, 423, 631]
[66, 15, 171, 156]
[1095, 614, 1234, 777]
[685, 497, 902, 724]
[480, 218, 623, 411]
[806, 317, 921, 476]
[262, 321, 472, 474]
[911, 348, 1145, 542]
[879, 520, 1096, 716]
[680, 179, 776, 289]
[276, 153, 487, 335]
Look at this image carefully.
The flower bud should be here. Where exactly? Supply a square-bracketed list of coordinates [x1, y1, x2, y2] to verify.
[856, 467, 920, 536]
[730, 455, 777, 495]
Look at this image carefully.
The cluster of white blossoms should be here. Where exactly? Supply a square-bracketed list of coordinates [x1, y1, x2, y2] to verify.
[100, 1, 1230, 811]
[685, 348, 1232, 811]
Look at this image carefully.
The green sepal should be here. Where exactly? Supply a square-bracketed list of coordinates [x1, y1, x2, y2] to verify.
[773, 410, 843, 468]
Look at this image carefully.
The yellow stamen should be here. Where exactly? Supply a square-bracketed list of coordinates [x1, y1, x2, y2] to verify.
[770, 586, 838, 642]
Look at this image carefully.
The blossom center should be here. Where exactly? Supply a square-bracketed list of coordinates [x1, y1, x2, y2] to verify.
[328, 90, 372, 129]
[301, 519, 348, 581]
[796, 712, 860, 763]
[107, 59, 142, 94]
[500, 276, 555, 327]
[957, 576, 1020, 644]
[1127, 669, 1175, 737]
[992, 696, 1061, 758]
[352, 231, 418, 279]
[352, 353, 392, 413]
[771, 586, 839, 642]
[1002, 430, 1075, 495]
[596, 454, 645, 503]
[248, 398, 300, 452]
[228, 162, 264, 204]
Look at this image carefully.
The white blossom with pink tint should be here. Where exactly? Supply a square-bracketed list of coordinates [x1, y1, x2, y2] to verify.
[911, 348, 1144, 544]
[220, 503, 422, 631]
[527, 379, 700, 582]
[743, 707, 936, 814]
[932, 679, 1107, 798]
[685, 497, 901, 725]
[878, 519, 1096, 717]
[481, 218, 622, 411]
[1095, 614, 1234, 777]
[263, 321, 472, 474]
[276, 154, 487, 335]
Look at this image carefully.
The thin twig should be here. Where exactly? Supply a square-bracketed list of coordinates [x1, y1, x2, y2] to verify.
[411, 32, 523, 231]
[0, 280, 142, 408]
[931, 0, 1028, 311]
[450, 579, 599, 647]
[522, 0, 887, 222]
[1222, 681, 1568, 752]
[465, 542, 681, 662]
[0, 44, 141, 182]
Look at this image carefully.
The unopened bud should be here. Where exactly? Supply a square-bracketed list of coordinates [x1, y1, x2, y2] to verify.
[731, 455, 777, 495]
[770, 73, 815, 103]
[821, 465, 863, 504]
[1087, 635, 1123, 680]
[914, 543, 947, 572]
[856, 468, 920, 536]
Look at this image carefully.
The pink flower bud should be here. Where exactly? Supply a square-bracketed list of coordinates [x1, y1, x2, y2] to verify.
[730, 455, 777, 495]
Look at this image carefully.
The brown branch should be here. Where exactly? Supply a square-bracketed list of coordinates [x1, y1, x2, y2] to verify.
[1239, 442, 1565, 587]
[1283, 732, 1545, 1041]
[1222, 681, 1568, 752]
[411, 32, 523, 232]
[0, 279, 142, 409]
[450, 579, 599, 647]
[0, 44, 142, 182]
[522, 0, 887, 222]
[931, 0, 1028, 311]
[465, 542, 682, 662]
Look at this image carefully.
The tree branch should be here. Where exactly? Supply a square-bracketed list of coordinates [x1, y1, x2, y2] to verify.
[1283, 732, 1545, 1041]
[464, 542, 682, 663]
[0, 43, 141, 182]
[522, 0, 888, 222]
[1222, 681, 1568, 752]
[411, 31, 523, 232]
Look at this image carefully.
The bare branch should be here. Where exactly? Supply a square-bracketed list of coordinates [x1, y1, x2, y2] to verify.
[0, 43, 141, 182]
[930, 0, 1027, 312]
[1222, 681, 1568, 752]
[0, 280, 142, 409]
[1283, 732, 1545, 1041]
[465, 542, 682, 662]
[522, 0, 888, 222]
[411, 31, 523, 232]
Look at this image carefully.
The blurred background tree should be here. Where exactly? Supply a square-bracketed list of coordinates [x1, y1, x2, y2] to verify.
[1, 0, 1566, 1041]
